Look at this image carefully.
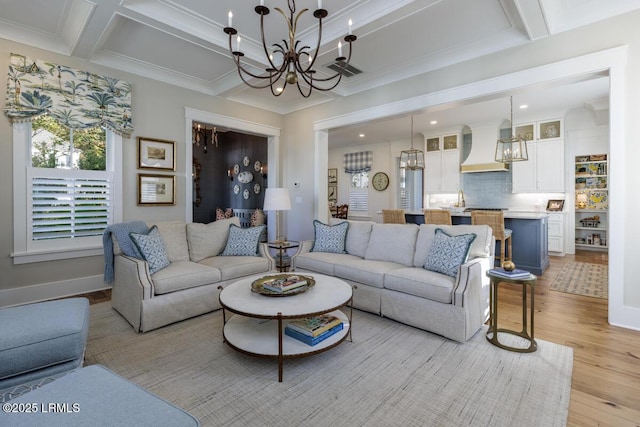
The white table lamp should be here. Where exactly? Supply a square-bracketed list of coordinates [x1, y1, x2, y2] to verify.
[263, 188, 291, 243]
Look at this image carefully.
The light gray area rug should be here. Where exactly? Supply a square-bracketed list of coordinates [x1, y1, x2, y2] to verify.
[86, 303, 573, 427]
[550, 261, 608, 299]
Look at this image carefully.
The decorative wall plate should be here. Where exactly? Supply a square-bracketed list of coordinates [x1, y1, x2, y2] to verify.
[243, 189, 250, 200]
[233, 184, 240, 194]
[254, 160, 262, 172]
[254, 183, 261, 194]
[238, 171, 254, 184]
[243, 155, 250, 167]
[233, 164, 240, 174]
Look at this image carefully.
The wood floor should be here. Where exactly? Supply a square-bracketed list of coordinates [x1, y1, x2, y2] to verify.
[81, 251, 638, 426]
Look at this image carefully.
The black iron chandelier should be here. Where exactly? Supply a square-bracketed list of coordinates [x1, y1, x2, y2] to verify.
[223, 0, 357, 97]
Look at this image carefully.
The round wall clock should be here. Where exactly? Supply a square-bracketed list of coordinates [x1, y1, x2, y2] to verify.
[372, 171, 390, 191]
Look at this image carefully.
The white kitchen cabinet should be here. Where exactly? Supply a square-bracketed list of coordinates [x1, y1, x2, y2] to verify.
[547, 212, 565, 254]
[512, 118, 564, 193]
[425, 134, 460, 193]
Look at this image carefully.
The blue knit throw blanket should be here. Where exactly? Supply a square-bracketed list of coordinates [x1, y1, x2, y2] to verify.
[103, 221, 149, 283]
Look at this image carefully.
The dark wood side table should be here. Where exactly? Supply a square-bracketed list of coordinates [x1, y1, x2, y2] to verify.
[268, 241, 299, 272]
[486, 270, 538, 353]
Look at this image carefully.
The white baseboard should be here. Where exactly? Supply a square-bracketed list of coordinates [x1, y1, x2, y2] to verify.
[0, 275, 110, 308]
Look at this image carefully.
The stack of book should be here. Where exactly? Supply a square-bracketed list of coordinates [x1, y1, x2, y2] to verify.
[261, 275, 307, 293]
[285, 314, 343, 346]
[489, 267, 531, 279]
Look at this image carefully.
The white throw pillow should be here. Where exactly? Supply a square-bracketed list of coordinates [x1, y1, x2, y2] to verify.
[187, 217, 240, 262]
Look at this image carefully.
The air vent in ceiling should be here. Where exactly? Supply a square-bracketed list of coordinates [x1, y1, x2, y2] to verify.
[325, 61, 363, 77]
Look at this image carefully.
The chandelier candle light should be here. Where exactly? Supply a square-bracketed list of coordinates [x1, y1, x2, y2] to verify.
[224, 0, 357, 97]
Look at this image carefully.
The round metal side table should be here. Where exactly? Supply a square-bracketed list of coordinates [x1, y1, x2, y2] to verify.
[486, 270, 538, 353]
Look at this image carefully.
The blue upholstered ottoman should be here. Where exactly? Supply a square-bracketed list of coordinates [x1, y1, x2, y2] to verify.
[0, 365, 199, 426]
[0, 298, 90, 396]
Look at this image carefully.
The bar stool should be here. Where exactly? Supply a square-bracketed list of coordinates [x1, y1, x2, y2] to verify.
[424, 209, 452, 225]
[471, 210, 512, 266]
[382, 209, 406, 224]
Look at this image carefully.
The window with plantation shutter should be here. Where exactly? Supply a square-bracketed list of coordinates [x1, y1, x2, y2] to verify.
[30, 172, 111, 241]
[12, 120, 123, 264]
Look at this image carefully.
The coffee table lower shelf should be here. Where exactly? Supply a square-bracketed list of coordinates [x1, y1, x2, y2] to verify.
[222, 309, 350, 380]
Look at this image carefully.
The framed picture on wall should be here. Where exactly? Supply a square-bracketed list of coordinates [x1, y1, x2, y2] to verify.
[138, 137, 176, 171]
[138, 174, 175, 206]
[328, 168, 338, 185]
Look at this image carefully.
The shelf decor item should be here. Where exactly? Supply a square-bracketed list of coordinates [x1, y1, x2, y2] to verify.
[546, 199, 565, 211]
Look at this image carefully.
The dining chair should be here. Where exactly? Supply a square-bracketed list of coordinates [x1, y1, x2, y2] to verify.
[424, 209, 452, 225]
[335, 204, 349, 219]
[471, 210, 512, 266]
[382, 209, 406, 224]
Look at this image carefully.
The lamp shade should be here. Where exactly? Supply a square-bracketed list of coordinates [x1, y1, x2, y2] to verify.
[576, 192, 588, 209]
[263, 188, 291, 211]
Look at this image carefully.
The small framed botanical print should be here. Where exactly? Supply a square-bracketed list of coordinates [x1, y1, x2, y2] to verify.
[138, 137, 176, 171]
[138, 174, 176, 206]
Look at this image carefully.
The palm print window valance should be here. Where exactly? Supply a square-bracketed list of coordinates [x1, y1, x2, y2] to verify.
[5, 53, 133, 137]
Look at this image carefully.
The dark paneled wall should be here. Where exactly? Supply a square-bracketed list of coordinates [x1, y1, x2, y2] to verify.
[193, 130, 267, 223]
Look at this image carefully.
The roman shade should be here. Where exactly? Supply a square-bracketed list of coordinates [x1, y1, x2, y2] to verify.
[343, 151, 373, 173]
[5, 53, 133, 137]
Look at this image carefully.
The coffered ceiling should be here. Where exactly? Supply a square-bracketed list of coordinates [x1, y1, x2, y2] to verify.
[0, 0, 637, 141]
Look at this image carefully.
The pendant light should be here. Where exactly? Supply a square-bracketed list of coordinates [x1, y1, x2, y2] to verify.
[495, 96, 528, 163]
[400, 115, 425, 170]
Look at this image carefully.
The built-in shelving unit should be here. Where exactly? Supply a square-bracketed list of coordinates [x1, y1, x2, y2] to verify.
[575, 154, 608, 251]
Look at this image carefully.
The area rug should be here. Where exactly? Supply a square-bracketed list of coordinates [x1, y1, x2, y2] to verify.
[550, 261, 608, 299]
[85, 303, 573, 427]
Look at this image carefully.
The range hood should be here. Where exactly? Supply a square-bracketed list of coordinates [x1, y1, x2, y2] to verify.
[460, 123, 509, 173]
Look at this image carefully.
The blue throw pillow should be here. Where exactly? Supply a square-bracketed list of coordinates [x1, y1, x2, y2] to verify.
[311, 220, 349, 254]
[221, 224, 266, 256]
[130, 225, 170, 274]
[424, 228, 477, 277]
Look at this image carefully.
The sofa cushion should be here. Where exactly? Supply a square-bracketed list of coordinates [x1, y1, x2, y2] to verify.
[0, 298, 89, 383]
[152, 261, 221, 294]
[413, 224, 492, 267]
[155, 221, 190, 262]
[198, 256, 270, 281]
[385, 268, 456, 304]
[221, 225, 265, 256]
[312, 220, 348, 254]
[424, 229, 476, 277]
[186, 217, 240, 262]
[334, 259, 405, 288]
[130, 226, 170, 274]
[364, 224, 419, 267]
[295, 252, 362, 276]
[330, 219, 374, 258]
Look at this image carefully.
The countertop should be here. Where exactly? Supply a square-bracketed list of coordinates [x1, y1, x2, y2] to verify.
[405, 210, 550, 220]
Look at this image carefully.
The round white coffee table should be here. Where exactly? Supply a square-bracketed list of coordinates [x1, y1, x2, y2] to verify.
[218, 273, 354, 382]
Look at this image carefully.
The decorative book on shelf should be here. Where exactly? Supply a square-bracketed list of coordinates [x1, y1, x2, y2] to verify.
[261, 275, 308, 293]
[287, 314, 342, 337]
[489, 268, 531, 279]
[285, 323, 344, 346]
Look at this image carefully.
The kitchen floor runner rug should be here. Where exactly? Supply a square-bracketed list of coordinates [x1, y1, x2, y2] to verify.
[550, 261, 608, 299]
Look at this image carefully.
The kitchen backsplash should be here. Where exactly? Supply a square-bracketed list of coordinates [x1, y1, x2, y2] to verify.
[427, 170, 565, 212]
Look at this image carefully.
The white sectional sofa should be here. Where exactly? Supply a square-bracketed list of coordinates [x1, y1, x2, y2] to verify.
[292, 220, 495, 342]
[110, 217, 274, 332]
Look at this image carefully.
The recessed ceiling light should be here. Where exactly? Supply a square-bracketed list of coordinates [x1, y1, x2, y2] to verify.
[519, 104, 528, 109]
[430, 120, 438, 125]
[359, 133, 365, 138]
[276, 87, 284, 93]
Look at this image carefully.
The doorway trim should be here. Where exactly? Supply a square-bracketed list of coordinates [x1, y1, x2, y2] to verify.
[184, 108, 281, 239]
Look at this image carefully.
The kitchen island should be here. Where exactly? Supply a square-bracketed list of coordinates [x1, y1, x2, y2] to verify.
[406, 210, 549, 276]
